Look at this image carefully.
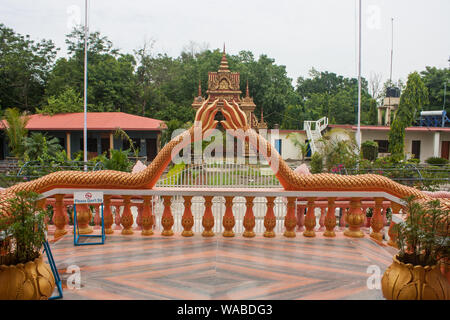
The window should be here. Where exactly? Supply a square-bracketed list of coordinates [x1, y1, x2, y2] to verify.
[374, 140, 389, 153]
[123, 138, 140, 154]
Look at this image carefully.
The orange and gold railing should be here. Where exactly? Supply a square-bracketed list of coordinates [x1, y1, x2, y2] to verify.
[40, 187, 405, 245]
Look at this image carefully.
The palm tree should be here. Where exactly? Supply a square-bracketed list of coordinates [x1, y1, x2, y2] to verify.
[2, 108, 29, 158]
[23, 132, 62, 162]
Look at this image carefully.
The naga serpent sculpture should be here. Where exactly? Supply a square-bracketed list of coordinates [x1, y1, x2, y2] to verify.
[0, 99, 449, 217]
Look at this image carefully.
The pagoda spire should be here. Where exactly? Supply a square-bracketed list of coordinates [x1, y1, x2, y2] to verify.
[198, 79, 202, 97]
[246, 80, 250, 97]
[219, 43, 230, 72]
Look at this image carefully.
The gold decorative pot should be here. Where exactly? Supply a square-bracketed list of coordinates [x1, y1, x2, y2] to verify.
[0, 254, 56, 300]
[381, 255, 450, 300]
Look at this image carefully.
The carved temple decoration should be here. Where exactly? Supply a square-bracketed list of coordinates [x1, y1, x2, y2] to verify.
[192, 46, 267, 130]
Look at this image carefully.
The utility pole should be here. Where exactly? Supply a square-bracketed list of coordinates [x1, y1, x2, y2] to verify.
[356, 0, 362, 152]
[83, 0, 88, 170]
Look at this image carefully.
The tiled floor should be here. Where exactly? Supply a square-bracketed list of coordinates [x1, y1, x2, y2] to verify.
[47, 228, 397, 300]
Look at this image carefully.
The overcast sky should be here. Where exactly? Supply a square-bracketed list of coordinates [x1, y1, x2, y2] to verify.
[1, 0, 449, 86]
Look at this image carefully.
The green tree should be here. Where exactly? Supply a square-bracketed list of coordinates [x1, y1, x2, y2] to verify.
[296, 69, 375, 125]
[389, 72, 429, 160]
[0, 24, 58, 112]
[23, 132, 62, 162]
[282, 105, 304, 129]
[420, 66, 450, 113]
[394, 72, 429, 126]
[2, 108, 29, 158]
[45, 26, 138, 113]
[37, 87, 83, 115]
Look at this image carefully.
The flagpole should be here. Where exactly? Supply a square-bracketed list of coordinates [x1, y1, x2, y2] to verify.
[356, 0, 362, 153]
[83, 0, 88, 170]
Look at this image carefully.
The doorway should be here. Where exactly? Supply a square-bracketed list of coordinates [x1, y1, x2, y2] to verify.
[411, 140, 421, 159]
[442, 141, 449, 160]
[146, 139, 157, 162]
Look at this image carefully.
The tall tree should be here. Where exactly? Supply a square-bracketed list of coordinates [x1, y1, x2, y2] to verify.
[420, 66, 450, 113]
[2, 108, 29, 158]
[45, 27, 138, 114]
[389, 72, 429, 160]
[0, 24, 58, 112]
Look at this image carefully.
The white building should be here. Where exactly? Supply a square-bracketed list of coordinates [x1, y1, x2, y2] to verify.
[271, 124, 450, 163]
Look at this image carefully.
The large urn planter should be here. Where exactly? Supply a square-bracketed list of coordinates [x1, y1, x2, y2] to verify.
[0, 254, 56, 300]
[381, 196, 450, 300]
[381, 254, 450, 300]
[0, 191, 56, 299]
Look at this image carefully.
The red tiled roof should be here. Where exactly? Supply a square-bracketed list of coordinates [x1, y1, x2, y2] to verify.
[1, 112, 166, 131]
[328, 124, 450, 132]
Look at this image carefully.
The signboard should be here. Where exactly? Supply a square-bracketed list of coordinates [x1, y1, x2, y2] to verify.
[74, 191, 104, 204]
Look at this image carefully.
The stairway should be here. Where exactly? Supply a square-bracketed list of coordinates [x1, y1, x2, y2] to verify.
[304, 117, 328, 155]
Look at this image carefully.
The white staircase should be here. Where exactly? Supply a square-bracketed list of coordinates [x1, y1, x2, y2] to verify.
[304, 117, 328, 155]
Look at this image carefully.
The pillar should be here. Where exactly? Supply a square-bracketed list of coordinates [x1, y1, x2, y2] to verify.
[135, 204, 143, 231]
[66, 132, 71, 160]
[344, 198, 364, 238]
[181, 196, 194, 237]
[161, 196, 174, 236]
[296, 202, 305, 232]
[141, 196, 154, 236]
[243, 196, 255, 238]
[114, 205, 122, 230]
[263, 197, 276, 238]
[303, 197, 316, 237]
[120, 196, 134, 235]
[318, 207, 326, 231]
[202, 196, 214, 237]
[223, 196, 235, 237]
[433, 132, 440, 157]
[284, 197, 297, 237]
[53, 194, 67, 239]
[74, 204, 93, 235]
[93, 204, 101, 230]
[370, 198, 384, 241]
[103, 195, 114, 234]
[109, 132, 114, 157]
[324, 198, 337, 237]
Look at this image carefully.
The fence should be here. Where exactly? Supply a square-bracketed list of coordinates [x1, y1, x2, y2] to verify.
[337, 164, 450, 191]
[156, 162, 281, 188]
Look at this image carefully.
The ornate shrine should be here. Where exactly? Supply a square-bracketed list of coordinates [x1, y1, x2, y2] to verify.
[192, 46, 267, 130]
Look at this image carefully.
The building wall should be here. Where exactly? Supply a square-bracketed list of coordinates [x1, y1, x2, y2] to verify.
[269, 131, 307, 161]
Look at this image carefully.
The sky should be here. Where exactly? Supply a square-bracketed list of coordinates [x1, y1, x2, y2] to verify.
[1, 0, 449, 86]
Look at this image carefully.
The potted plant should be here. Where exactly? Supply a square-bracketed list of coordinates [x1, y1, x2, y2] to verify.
[0, 190, 56, 299]
[381, 196, 449, 300]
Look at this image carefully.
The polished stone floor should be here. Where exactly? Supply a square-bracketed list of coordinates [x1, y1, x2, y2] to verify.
[46, 226, 397, 300]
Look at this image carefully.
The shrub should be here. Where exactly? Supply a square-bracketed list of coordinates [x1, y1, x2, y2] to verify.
[361, 140, 378, 161]
[310, 152, 323, 174]
[100, 149, 133, 172]
[0, 191, 49, 265]
[394, 196, 449, 266]
[425, 157, 449, 166]
[406, 158, 420, 164]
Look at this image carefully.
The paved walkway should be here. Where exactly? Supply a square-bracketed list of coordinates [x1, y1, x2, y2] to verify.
[47, 229, 397, 300]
